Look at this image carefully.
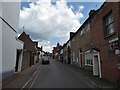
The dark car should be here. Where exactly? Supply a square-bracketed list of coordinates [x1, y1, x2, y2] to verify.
[42, 59, 49, 64]
[42, 56, 50, 64]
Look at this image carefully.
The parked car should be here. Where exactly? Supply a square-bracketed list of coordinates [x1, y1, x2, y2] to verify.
[42, 55, 50, 64]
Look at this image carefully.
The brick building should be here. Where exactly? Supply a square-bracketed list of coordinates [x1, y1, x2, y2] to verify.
[18, 32, 37, 70]
[61, 43, 66, 63]
[62, 1, 120, 84]
[70, 13, 93, 68]
[52, 43, 62, 59]
[91, 2, 120, 84]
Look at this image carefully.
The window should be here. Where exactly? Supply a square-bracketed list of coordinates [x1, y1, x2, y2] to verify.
[72, 38, 74, 41]
[86, 23, 91, 31]
[87, 23, 91, 31]
[104, 12, 114, 36]
[85, 51, 93, 66]
[80, 28, 85, 36]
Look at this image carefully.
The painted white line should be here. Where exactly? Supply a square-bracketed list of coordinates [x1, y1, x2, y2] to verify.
[22, 66, 40, 89]
[29, 68, 41, 89]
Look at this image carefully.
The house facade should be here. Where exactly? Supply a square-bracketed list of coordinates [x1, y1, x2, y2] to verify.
[36, 46, 43, 62]
[91, 2, 120, 83]
[62, 43, 67, 63]
[18, 32, 37, 70]
[0, 1, 2, 84]
[1, 1, 22, 79]
[70, 11, 95, 69]
[15, 38, 24, 72]
[61, 2, 120, 84]
[52, 43, 62, 60]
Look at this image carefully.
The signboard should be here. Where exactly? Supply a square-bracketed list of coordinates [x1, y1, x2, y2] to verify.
[111, 40, 119, 50]
[109, 38, 120, 55]
[115, 49, 120, 55]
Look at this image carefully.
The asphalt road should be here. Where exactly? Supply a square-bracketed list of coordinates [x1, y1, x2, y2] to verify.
[25, 59, 97, 88]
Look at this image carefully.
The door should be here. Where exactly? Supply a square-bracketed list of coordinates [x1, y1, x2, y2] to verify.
[15, 50, 20, 72]
[93, 52, 102, 78]
[79, 53, 82, 67]
[93, 55, 99, 76]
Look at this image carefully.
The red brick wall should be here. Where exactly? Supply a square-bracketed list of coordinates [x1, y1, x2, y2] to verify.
[18, 32, 36, 52]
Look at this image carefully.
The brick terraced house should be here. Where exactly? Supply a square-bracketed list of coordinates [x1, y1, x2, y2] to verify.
[18, 32, 37, 70]
[90, 2, 120, 84]
[60, 2, 120, 84]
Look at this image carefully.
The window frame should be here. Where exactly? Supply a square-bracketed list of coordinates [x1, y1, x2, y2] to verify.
[85, 50, 93, 66]
[103, 11, 115, 37]
[80, 28, 85, 36]
[86, 23, 91, 31]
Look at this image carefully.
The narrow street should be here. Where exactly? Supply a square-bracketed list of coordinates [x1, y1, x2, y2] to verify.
[24, 59, 97, 88]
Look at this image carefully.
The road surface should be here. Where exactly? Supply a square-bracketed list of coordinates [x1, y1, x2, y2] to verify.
[25, 59, 97, 88]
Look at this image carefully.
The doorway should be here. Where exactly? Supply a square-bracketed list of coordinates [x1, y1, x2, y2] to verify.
[79, 53, 82, 67]
[15, 50, 20, 72]
[79, 48, 82, 67]
[93, 52, 102, 78]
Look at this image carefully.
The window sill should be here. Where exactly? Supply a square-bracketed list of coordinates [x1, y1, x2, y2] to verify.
[85, 64, 93, 67]
[104, 32, 115, 39]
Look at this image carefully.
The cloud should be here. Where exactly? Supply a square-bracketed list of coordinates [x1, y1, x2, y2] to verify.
[19, 0, 84, 52]
[79, 5, 84, 11]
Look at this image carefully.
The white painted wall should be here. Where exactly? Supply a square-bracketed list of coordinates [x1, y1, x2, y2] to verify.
[0, 1, 2, 89]
[1, 1, 21, 79]
[16, 39, 23, 50]
[60, 49, 63, 54]
[2, 2, 21, 31]
[2, 20, 17, 78]
[16, 39, 23, 72]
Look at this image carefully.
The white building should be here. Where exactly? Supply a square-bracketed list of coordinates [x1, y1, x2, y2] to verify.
[0, 1, 22, 80]
[0, 1, 2, 89]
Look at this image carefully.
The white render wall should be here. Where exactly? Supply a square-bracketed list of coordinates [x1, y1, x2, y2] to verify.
[1, 1, 21, 79]
[2, 20, 17, 79]
[60, 49, 63, 54]
[16, 39, 23, 72]
[0, 1, 2, 89]
[16, 39, 23, 50]
[2, 2, 21, 31]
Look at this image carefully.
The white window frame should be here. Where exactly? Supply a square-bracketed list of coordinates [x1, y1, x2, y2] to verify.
[87, 23, 91, 31]
[85, 50, 93, 66]
[80, 28, 85, 36]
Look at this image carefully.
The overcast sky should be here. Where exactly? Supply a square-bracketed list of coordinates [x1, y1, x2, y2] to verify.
[19, 0, 104, 52]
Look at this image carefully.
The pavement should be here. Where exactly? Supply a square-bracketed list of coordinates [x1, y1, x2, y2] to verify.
[67, 63, 120, 88]
[2, 62, 40, 89]
[2, 60, 120, 89]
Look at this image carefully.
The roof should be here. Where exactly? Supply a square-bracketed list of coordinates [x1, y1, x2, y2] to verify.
[18, 31, 37, 52]
[65, 2, 106, 43]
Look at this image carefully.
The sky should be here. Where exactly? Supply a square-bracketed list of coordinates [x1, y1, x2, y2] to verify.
[19, 0, 105, 53]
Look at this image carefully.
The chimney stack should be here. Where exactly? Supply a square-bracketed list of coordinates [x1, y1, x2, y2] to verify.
[89, 10, 96, 17]
[70, 32, 75, 39]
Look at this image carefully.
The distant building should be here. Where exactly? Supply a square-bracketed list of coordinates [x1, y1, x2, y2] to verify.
[52, 43, 62, 59]
[33, 41, 43, 63]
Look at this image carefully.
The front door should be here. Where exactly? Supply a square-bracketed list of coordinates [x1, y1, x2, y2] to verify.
[79, 53, 82, 67]
[15, 51, 20, 72]
[93, 52, 102, 78]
